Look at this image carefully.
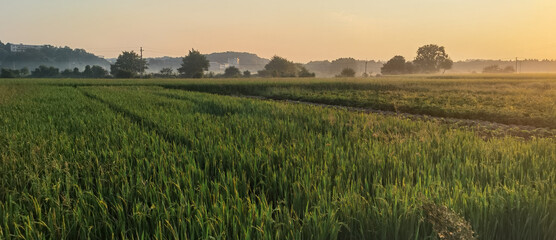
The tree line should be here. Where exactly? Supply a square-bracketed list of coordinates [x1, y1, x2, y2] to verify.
[381, 44, 453, 75]
[0, 41, 110, 70]
[0, 65, 108, 78]
[108, 50, 316, 79]
[1, 43, 457, 78]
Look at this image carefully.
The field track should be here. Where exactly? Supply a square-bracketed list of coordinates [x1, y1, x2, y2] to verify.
[227, 94, 556, 139]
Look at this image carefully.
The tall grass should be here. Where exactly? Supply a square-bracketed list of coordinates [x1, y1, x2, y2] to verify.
[1, 82, 554, 239]
[157, 76, 556, 128]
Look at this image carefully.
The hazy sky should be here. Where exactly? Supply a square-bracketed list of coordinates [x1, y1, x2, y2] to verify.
[1, 0, 555, 62]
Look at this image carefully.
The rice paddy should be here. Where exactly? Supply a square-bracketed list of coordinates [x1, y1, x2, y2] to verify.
[0, 76, 555, 239]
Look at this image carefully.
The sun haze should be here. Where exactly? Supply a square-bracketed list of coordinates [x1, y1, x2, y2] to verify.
[1, 0, 555, 62]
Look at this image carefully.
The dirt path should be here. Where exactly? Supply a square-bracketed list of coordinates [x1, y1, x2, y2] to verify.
[235, 95, 556, 140]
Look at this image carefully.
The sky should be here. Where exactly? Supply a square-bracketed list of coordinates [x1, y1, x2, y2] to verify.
[1, 0, 556, 62]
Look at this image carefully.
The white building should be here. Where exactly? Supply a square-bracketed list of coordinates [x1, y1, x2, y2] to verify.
[10, 44, 44, 53]
[208, 59, 240, 73]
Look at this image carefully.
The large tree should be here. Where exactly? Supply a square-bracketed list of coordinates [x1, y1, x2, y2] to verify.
[259, 56, 298, 77]
[223, 66, 241, 78]
[31, 65, 60, 78]
[381, 56, 414, 75]
[110, 51, 147, 78]
[337, 68, 356, 77]
[178, 49, 209, 78]
[298, 66, 315, 78]
[413, 44, 453, 73]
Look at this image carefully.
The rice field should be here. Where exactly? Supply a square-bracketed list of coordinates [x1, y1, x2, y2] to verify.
[0, 76, 555, 239]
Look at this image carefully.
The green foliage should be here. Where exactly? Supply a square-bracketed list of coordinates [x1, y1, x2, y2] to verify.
[0, 68, 29, 78]
[260, 56, 298, 77]
[414, 44, 453, 73]
[337, 68, 356, 77]
[298, 66, 316, 78]
[259, 57, 315, 78]
[61, 65, 108, 78]
[224, 66, 242, 78]
[0, 78, 554, 239]
[165, 75, 556, 128]
[0, 43, 109, 70]
[329, 58, 359, 75]
[177, 49, 209, 78]
[60, 69, 74, 78]
[159, 67, 174, 77]
[30, 65, 60, 78]
[1, 68, 19, 78]
[483, 65, 515, 73]
[243, 70, 251, 78]
[381, 56, 414, 75]
[110, 51, 148, 78]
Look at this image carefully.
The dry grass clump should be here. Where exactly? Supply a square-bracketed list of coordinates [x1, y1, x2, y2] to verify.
[423, 202, 476, 240]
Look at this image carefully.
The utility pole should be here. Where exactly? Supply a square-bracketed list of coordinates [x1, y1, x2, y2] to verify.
[140, 47, 144, 77]
[365, 60, 368, 77]
[515, 57, 518, 74]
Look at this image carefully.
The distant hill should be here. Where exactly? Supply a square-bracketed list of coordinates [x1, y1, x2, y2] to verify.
[0, 41, 110, 71]
[5, 40, 556, 75]
[146, 52, 270, 73]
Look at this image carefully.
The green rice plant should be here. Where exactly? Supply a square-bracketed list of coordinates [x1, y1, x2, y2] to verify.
[0, 78, 555, 239]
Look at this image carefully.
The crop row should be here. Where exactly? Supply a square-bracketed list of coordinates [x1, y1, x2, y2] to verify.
[1, 84, 554, 239]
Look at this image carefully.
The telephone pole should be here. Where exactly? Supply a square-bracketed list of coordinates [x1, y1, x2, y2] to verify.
[140, 47, 144, 77]
[365, 60, 368, 76]
[515, 57, 518, 74]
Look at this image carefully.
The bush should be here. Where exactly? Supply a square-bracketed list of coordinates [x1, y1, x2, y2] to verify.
[381, 56, 414, 75]
[337, 68, 356, 77]
[31, 66, 59, 78]
[243, 70, 251, 78]
[0, 68, 29, 78]
[1, 68, 16, 78]
[482, 65, 515, 73]
[298, 67, 316, 78]
[224, 66, 242, 78]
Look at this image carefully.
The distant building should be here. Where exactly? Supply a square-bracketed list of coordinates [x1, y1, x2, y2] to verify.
[208, 59, 240, 73]
[209, 62, 231, 73]
[10, 44, 44, 53]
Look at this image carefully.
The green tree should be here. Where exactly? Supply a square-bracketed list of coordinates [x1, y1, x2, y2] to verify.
[83, 65, 93, 77]
[159, 68, 174, 77]
[0, 68, 16, 78]
[224, 66, 242, 78]
[329, 58, 359, 76]
[338, 68, 356, 77]
[31, 66, 59, 78]
[61, 69, 74, 78]
[19, 67, 29, 76]
[381, 56, 414, 75]
[298, 66, 316, 77]
[482, 65, 515, 73]
[110, 51, 147, 78]
[178, 49, 209, 78]
[91, 65, 109, 78]
[243, 70, 251, 78]
[413, 44, 453, 73]
[0, 41, 7, 62]
[260, 56, 298, 77]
